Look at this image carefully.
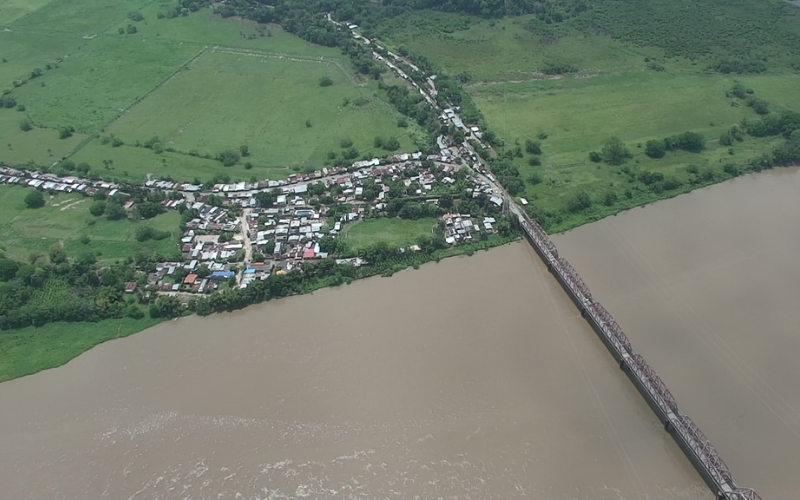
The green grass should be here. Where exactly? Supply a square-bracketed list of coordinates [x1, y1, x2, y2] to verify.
[0, 184, 180, 262]
[0, 0, 53, 25]
[0, 316, 164, 382]
[474, 72, 759, 154]
[1, 0, 418, 183]
[0, 111, 86, 166]
[101, 49, 419, 180]
[471, 71, 800, 231]
[342, 217, 436, 251]
[377, 11, 658, 83]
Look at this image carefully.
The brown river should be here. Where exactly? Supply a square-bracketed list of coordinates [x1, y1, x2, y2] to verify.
[1, 168, 799, 499]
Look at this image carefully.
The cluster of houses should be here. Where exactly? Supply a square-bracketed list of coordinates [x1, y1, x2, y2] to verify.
[442, 213, 498, 244]
[0, 166, 121, 197]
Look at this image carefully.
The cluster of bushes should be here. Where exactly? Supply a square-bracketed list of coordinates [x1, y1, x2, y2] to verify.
[488, 158, 525, 195]
[89, 197, 127, 220]
[541, 60, 578, 75]
[373, 136, 401, 151]
[711, 58, 767, 75]
[644, 131, 705, 158]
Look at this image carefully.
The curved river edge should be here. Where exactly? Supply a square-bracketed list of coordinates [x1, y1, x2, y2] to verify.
[0, 234, 518, 383]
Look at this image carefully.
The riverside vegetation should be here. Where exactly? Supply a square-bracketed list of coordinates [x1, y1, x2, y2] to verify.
[3, 0, 800, 380]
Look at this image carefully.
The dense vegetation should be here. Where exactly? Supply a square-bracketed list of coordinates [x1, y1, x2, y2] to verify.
[0, 253, 143, 330]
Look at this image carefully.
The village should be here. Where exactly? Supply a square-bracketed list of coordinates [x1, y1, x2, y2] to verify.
[1, 137, 509, 298]
[0, 17, 516, 300]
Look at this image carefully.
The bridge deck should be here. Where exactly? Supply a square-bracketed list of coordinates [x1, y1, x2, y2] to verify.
[515, 212, 761, 500]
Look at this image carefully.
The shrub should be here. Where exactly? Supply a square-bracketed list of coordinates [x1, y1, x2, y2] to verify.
[319, 76, 333, 87]
[644, 139, 666, 158]
[525, 139, 542, 155]
[59, 125, 75, 139]
[218, 149, 240, 167]
[24, 190, 45, 208]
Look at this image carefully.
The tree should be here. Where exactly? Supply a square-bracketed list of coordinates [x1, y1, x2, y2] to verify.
[218, 149, 240, 166]
[254, 191, 275, 207]
[0, 258, 18, 281]
[319, 75, 333, 87]
[382, 136, 400, 151]
[567, 191, 593, 212]
[137, 201, 165, 219]
[525, 139, 542, 155]
[19, 118, 33, 132]
[601, 137, 631, 165]
[125, 24, 138, 34]
[239, 144, 250, 157]
[48, 243, 67, 264]
[59, 125, 75, 139]
[24, 190, 45, 208]
[676, 131, 705, 152]
[105, 201, 126, 220]
[645, 139, 666, 159]
[89, 200, 106, 216]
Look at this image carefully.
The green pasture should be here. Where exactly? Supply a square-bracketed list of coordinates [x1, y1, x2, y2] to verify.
[472, 71, 800, 231]
[378, 11, 658, 82]
[343, 217, 436, 251]
[104, 49, 418, 175]
[0, 0, 53, 25]
[10, 37, 199, 133]
[0, 184, 180, 262]
[0, 111, 85, 166]
[473, 72, 764, 154]
[0, 0, 416, 183]
[0, 316, 164, 382]
[68, 141, 294, 184]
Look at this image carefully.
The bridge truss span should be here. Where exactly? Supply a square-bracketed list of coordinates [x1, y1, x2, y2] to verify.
[516, 213, 761, 500]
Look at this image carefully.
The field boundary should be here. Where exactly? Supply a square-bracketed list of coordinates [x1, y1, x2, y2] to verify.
[62, 45, 208, 161]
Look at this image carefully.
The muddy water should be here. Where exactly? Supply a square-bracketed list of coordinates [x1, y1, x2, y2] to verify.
[0, 243, 708, 499]
[553, 167, 800, 499]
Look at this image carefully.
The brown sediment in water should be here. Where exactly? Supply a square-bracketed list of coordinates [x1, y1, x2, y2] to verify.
[553, 166, 800, 499]
[0, 242, 706, 499]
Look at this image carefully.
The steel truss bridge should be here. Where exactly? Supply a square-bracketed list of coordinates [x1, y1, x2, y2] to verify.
[516, 211, 761, 500]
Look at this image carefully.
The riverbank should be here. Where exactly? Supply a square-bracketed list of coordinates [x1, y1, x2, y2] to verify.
[0, 241, 708, 499]
[0, 234, 518, 383]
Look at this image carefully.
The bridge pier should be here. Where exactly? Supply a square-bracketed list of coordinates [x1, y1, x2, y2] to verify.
[664, 420, 673, 433]
[619, 358, 627, 372]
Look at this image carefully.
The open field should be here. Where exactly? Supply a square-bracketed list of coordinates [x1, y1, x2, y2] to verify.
[0, 185, 180, 262]
[471, 71, 800, 230]
[0, 316, 164, 382]
[0, 112, 86, 166]
[377, 11, 660, 83]
[343, 217, 436, 251]
[101, 49, 418, 180]
[1, 0, 418, 184]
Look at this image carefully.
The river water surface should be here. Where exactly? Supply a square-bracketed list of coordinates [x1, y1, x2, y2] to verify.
[0, 245, 706, 498]
[3, 169, 799, 499]
[553, 167, 800, 499]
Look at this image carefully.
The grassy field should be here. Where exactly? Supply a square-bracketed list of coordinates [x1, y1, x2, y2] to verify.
[100, 49, 418, 181]
[0, 316, 164, 382]
[343, 217, 436, 251]
[1, 0, 418, 184]
[0, 184, 180, 262]
[471, 71, 800, 230]
[377, 11, 657, 83]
